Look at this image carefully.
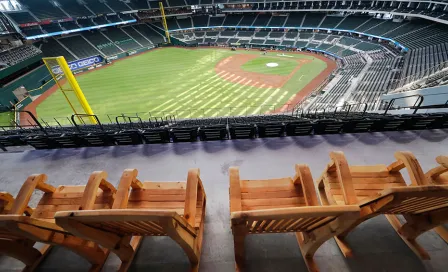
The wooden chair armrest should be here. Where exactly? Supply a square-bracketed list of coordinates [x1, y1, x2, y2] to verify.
[329, 151, 358, 205]
[184, 168, 200, 227]
[294, 164, 319, 206]
[437, 156, 448, 168]
[426, 156, 448, 184]
[112, 169, 142, 209]
[231, 205, 360, 222]
[229, 167, 242, 213]
[0, 192, 15, 213]
[393, 151, 427, 185]
[80, 171, 117, 210]
[10, 174, 55, 215]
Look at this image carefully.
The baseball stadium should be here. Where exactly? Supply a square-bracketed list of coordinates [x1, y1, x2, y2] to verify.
[0, 0, 448, 271]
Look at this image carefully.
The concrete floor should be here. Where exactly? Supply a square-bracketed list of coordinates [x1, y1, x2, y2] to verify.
[0, 129, 447, 271]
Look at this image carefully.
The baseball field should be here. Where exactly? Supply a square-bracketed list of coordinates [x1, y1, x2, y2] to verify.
[28, 47, 335, 125]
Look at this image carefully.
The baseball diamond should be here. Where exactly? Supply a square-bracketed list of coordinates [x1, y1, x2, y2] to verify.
[26, 47, 334, 124]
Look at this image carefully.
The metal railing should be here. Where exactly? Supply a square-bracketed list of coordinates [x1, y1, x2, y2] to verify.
[382, 94, 424, 115]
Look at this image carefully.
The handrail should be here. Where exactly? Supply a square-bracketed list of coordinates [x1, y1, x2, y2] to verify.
[333, 103, 368, 117]
[71, 114, 103, 132]
[115, 115, 143, 129]
[383, 94, 424, 115]
[18, 110, 47, 134]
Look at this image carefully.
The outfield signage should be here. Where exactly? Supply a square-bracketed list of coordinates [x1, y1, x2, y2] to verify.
[51, 55, 104, 74]
[24, 19, 137, 40]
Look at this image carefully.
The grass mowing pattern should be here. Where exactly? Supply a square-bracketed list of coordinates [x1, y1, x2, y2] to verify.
[240, 57, 298, 75]
[0, 112, 13, 126]
[36, 48, 327, 125]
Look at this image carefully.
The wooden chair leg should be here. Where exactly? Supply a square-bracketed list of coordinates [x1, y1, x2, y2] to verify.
[117, 236, 143, 272]
[22, 244, 52, 272]
[163, 218, 200, 272]
[232, 227, 246, 272]
[191, 199, 206, 272]
[434, 226, 448, 244]
[296, 233, 319, 272]
[0, 240, 51, 271]
[54, 234, 111, 272]
[385, 215, 430, 260]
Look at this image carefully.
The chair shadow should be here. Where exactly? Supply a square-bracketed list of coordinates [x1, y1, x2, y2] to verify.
[20, 149, 53, 162]
[111, 145, 141, 158]
[357, 132, 388, 145]
[244, 233, 307, 272]
[49, 148, 83, 160]
[172, 142, 201, 155]
[231, 139, 264, 152]
[263, 137, 293, 150]
[80, 146, 111, 159]
[292, 135, 325, 148]
[418, 129, 448, 142]
[202, 140, 229, 153]
[383, 131, 418, 144]
[128, 236, 191, 271]
[323, 133, 358, 147]
[141, 143, 171, 157]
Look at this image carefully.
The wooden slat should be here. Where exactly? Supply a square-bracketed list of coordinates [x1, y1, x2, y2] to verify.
[129, 192, 186, 202]
[241, 178, 293, 189]
[293, 218, 314, 231]
[241, 189, 303, 199]
[242, 204, 300, 211]
[285, 218, 304, 231]
[306, 216, 336, 231]
[350, 165, 390, 177]
[328, 183, 404, 190]
[141, 182, 186, 190]
[127, 201, 185, 209]
[263, 220, 277, 231]
[329, 152, 358, 205]
[230, 167, 242, 213]
[184, 169, 199, 227]
[390, 198, 448, 213]
[242, 197, 306, 208]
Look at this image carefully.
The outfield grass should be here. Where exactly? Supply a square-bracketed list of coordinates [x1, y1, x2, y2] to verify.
[241, 57, 298, 75]
[36, 48, 327, 124]
[0, 112, 13, 126]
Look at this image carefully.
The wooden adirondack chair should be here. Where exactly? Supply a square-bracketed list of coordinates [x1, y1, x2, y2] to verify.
[54, 168, 206, 272]
[316, 151, 448, 260]
[229, 165, 360, 272]
[0, 172, 116, 272]
[425, 155, 448, 244]
[0, 191, 51, 271]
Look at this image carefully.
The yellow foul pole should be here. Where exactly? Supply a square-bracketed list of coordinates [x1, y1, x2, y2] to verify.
[159, 2, 171, 43]
[57, 56, 97, 124]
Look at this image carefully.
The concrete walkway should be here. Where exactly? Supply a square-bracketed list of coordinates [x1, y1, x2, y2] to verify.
[0, 129, 447, 271]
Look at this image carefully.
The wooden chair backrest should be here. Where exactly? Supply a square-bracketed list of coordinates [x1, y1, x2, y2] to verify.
[0, 172, 116, 238]
[318, 151, 431, 207]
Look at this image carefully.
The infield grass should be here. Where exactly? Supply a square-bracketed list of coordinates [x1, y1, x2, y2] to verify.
[36, 48, 328, 125]
[241, 57, 298, 75]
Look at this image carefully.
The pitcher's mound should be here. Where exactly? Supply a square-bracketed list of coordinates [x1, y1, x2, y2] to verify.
[266, 63, 279, 67]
